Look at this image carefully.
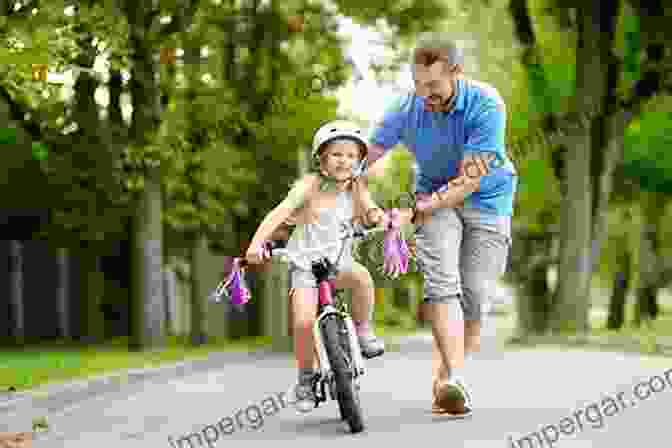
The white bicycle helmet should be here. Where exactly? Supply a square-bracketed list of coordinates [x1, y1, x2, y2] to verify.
[311, 120, 369, 177]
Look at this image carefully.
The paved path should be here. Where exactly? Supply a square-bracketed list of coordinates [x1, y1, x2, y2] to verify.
[3, 317, 671, 448]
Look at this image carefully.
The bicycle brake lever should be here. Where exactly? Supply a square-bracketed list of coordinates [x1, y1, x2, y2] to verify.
[351, 222, 367, 238]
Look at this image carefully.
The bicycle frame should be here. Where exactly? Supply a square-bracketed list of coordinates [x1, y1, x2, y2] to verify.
[212, 223, 384, 382]
[311, 275, 366, 381]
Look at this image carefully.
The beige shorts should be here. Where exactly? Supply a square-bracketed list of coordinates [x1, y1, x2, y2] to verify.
[415, 206, 511, 321]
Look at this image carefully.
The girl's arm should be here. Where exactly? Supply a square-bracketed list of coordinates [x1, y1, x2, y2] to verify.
[247, 174, 318, 254]
[352, 178, 386, 227]
[353, 178, 418, 227]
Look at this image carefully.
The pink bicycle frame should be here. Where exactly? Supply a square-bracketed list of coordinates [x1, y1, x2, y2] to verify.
[318, 279, 337, 307]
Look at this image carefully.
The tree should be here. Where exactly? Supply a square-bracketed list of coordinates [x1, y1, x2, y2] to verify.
[505, 0, 672, 335]
[1, 0, 454, 348]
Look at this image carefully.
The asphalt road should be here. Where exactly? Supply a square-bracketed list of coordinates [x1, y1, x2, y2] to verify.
[4, 316, 672, 448]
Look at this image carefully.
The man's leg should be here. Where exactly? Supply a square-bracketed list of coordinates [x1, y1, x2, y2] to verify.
[414, 207, 465, 386]
[428, 302, 465, 381]
[459, 208, 511, 357]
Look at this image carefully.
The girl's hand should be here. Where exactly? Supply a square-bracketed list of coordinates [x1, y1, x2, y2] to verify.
[245, 242, 268, 265]
[365, 207, 387, 227]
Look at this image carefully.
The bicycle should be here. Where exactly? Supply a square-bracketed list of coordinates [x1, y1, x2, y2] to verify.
[211, 221, 387, 434]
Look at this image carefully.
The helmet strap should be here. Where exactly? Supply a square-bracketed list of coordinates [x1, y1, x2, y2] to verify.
[318, 169, 353, 192]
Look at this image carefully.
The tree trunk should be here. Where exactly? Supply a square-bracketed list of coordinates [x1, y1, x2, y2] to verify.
[126, 2, 166, 351]
[528, 259, 552, 334]
[55, 247, 71, 339]
[590, 110, 627, 271]
[8, 240, 24, 344]
[163, 265, 178, 337]
[130, 170, 165, 350]
[633, 191, 664, 326]
[261, 259, 292, 352]
[189, 233, 208, 346]
[79, 247, 106, 343]
[551, 0, 619, 333]
[552, 130, 593, 333]
[181, 29, 211, 345]
[606, 249, 630, 330]
[511, 230, 554, 336]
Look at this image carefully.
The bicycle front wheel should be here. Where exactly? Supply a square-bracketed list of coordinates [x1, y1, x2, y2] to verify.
[321, 315, 364, 433]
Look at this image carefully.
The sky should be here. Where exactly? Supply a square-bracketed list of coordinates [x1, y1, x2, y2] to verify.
[333, 17, 413, 125]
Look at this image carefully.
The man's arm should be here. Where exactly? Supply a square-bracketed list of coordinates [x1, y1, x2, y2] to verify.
[461, 96, 506, 174]
[421, 97, 505, 215]
[364, 143, 389, 181]
[427, 172, 483, 210]
[363, 94, 411, 183]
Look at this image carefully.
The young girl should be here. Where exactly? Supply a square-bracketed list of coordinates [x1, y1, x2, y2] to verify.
[245, 120, 388, 411]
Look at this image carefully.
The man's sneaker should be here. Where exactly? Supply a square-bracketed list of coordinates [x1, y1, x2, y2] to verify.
[432, 377, 473, 418]
[286, 381, 317, 414]
[358, 333, 385, 359]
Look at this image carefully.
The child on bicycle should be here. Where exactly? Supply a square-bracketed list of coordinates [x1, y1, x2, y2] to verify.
[245, 120, 388, 411]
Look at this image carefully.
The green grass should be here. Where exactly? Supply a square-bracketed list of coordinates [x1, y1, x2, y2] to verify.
[0, 324, 421, 393]
[590, 301, 672, 337]
[589, 302, 672, 354]
[500, 297, 672, 355]
[0, 335, 272, 392]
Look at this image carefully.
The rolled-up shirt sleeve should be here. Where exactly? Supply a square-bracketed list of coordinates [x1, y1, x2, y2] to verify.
[463, 99, 507, 165]
[369, 94, 411, 154]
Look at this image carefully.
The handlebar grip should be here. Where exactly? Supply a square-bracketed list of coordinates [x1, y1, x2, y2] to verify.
[238, 240, 287, 268]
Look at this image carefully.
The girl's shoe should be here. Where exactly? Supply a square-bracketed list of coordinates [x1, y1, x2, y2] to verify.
[358, 333, 385, 359]
[286, 381, 317, 414]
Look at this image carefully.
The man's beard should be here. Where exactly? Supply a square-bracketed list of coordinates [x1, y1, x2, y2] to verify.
[423, 94, 452, 112]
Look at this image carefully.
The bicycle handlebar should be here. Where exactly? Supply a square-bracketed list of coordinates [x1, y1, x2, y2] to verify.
[237, 224, 386, 269]
[212, 218, 408, 305]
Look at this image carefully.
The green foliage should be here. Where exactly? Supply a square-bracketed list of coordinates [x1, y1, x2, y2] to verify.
[616, 3, 641, 90]
[513, 147, 561, 231]
[1, 0, 460, 274]
[621, 96, 672, 194]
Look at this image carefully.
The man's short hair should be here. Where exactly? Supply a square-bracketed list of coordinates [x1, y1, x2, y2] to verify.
[412, 32, 464, 68]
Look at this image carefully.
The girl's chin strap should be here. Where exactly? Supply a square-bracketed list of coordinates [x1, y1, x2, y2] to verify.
[318, 170, 355, 191]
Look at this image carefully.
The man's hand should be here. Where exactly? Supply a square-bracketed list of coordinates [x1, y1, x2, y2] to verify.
[444, 171, 481, 195]
[458, 152, 492, 178]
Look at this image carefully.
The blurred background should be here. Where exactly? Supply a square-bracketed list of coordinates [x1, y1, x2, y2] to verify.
[1, 0, 671, 391]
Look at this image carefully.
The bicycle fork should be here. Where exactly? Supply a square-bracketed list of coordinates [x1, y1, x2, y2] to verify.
[312, 306, 366, 379]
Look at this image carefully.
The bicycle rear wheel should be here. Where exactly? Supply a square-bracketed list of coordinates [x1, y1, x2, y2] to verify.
[321, 315, 364, 433]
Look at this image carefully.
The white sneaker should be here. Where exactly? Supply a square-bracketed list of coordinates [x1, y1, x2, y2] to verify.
[285, 381, 316, 414]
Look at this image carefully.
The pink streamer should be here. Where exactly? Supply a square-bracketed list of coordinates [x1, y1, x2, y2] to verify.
[225, 257, 251, 305]
[382, 208, 410, 278]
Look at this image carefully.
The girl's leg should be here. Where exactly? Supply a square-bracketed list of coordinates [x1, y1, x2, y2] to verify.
[289, 287, 320, 370]
[291, 286, 319, 370]
[334, 261, 384, 358]
[333, 261, 374, 328]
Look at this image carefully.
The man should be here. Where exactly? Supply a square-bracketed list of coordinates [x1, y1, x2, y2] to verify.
[365, 32, 517, 417]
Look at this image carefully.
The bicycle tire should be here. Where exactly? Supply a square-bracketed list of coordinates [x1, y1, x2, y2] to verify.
[321, 315, 365, 433]
[337, 321, 354, 421]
